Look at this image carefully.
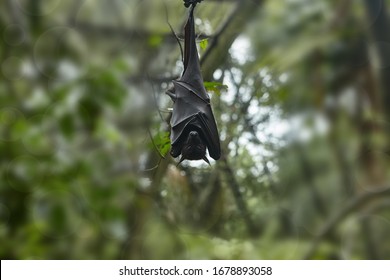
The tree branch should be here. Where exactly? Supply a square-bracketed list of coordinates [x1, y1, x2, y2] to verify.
[220, 154, 260, 236]
[200, 0, 265, 80]
[303, 186, 390, 259]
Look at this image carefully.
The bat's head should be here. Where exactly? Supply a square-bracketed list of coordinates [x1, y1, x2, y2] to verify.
[178, 130, 210, 165]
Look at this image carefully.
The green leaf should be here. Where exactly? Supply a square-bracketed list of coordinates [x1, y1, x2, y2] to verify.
[112, 58, 130, 72]
[152, 131, 171, 157]
[148, 35, 163, 48]
[200, 39, 209, 51]
[204, 81, 228, 95]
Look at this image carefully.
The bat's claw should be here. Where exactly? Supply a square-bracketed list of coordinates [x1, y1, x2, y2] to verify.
[177, 155, 186, 166]
[183, 0, 203, 8]
[202, 156, 211, 166]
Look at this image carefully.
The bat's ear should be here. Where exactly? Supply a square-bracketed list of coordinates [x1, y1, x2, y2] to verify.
[177, 155, 186, 166]
[202, 156, 211, 166]
[176, 155, 211, 166]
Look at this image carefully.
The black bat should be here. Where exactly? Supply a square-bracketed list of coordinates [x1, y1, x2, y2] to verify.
[166, 2, 221, 165]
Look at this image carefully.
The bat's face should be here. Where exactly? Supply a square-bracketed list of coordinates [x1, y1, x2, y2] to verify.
[178, 130, 210, 164]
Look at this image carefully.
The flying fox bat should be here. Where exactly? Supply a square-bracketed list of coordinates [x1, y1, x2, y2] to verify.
[166, 2, 221, 164]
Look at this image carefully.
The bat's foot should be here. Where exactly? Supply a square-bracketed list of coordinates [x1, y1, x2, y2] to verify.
[183, 0, 203, 8]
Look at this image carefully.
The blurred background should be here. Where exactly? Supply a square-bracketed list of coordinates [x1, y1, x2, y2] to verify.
[1, 0, 390, 259]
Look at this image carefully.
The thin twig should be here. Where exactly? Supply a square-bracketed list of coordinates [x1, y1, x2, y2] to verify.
[142, 161, 161, 172]
[164, 0, 184, 62]
[147, 128, 166, 159]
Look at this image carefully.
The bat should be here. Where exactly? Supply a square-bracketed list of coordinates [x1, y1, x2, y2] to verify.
[166, 2, 221, 165]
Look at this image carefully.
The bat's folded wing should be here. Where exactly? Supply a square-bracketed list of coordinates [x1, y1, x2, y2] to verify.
[170, 81, 221, 160]
[192, 111, 221, 160]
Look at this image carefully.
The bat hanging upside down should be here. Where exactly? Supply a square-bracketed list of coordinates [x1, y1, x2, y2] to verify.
[166, 1, 221, 165]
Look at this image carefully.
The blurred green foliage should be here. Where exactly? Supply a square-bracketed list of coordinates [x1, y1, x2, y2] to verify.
[203, 81, 228, 95]
[1, 0, 390, 260]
